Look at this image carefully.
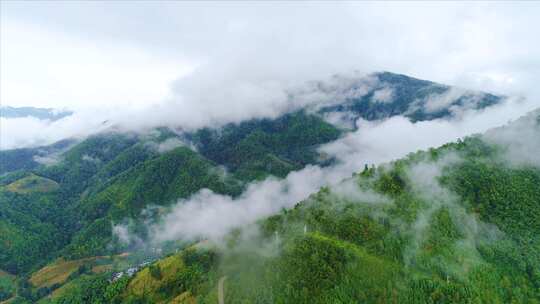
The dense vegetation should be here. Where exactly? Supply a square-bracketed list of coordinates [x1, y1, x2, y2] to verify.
[21, 111, 540, 304]
[0, 108, 343, 302]
[161, 133, 536, 303]
[188, 111, 341, 181]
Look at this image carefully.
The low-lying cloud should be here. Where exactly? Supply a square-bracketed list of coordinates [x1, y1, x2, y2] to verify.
[139, 95, 538, 244]
[320, 96, 538, 169]
[149, 165, 342, 242]
[483, 108, 540, 168]
[0, 110, 112, 150]
[402, 153, 504, 278]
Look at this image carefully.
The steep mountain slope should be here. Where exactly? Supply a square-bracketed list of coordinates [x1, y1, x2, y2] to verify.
[43, 110, 540, 303]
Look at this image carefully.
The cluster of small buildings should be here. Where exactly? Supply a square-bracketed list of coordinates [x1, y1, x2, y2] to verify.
[110, 260, 152, 282]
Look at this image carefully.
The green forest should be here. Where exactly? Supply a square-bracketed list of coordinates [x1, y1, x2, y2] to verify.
[0, 110, 345, 303]
[1, 109, 537, 303]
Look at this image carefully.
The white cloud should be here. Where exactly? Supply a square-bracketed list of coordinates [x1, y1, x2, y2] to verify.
[330, 178, 389, 205]
[0, 110, 110, 150]
[320, 97, 538, 169]
[33, 154, 62, 166]
[150, 165, 343, 242]
[371, 87, 394, 103]
[322, 111, 357, 130]
[144, 96, 538, 243]
[483, 109, 540, 168]
[402, 153, 504, 277]
[0, 20, 194, 110]
[1, 2, 539, 149]
[144, 137, 187, 154]
[423, 88, 468, 113]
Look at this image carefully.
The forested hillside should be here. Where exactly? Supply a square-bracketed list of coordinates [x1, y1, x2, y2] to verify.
[36, 110, 540, 303]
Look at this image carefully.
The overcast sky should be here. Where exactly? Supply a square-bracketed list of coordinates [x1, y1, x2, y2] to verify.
[2, 1, 539, 111]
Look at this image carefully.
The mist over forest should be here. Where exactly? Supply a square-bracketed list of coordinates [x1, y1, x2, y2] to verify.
[1, 2, 540, 303]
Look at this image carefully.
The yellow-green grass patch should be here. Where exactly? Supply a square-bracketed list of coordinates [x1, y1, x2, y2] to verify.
[124, 254, 185, 302]
[91, 264, 113, 274]
[29, 257, 96, 288]
[47, 279, 76, 300]
[0, 270, 13, 279]
[5, 174, 59, 194]
[30, 253, 128, 289]
[0, 297, 15, 304]
[170, 291, 196, 304]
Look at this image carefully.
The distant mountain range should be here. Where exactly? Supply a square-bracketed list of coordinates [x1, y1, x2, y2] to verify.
[0, 72, 505, 175]
[0, 106, 73, 121]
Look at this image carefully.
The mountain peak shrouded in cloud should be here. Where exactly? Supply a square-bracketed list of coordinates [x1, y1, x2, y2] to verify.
[312, 71, 504, 124]
[0, 71, 509, 151]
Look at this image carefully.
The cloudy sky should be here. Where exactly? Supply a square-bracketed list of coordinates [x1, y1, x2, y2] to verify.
[2, 1, 539, 111]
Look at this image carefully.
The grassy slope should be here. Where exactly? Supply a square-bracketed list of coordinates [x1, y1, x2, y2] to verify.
[124, 254, 186, 303]
[29, 258, 96, 289]
[5, 174, 59, 194]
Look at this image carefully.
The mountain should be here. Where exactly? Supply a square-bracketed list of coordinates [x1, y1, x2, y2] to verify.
[317, 72, 502, 123]
[0, 106, 73, 121]
[44, 109, 540, 304]
[0, 72, 516, 303]
[0, 113, 341, 275]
